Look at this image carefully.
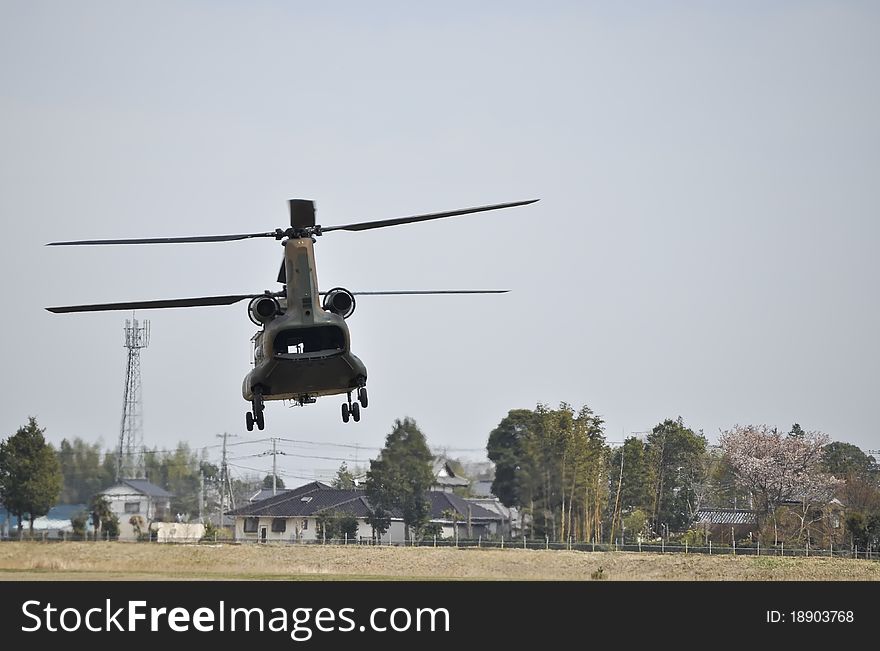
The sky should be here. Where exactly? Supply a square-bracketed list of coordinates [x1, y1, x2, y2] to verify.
[1, 2, 878, 485]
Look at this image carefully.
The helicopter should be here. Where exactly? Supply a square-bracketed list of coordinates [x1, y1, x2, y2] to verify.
[46, 198, 538, 430]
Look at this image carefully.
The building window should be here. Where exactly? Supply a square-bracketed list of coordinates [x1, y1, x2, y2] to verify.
[244, 517, 259, 533]
[124, 502, 140, 514]
[302, 518, 308, 530]
[271, 519, 287, 533]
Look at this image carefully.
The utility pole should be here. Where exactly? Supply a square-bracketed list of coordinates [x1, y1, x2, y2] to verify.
[198, 471, 205, 524]
[259, 437, 286, 495]
[217, 432, 237, 527]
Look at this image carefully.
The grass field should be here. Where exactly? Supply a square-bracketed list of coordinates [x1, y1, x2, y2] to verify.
[1, 542, 879, 580]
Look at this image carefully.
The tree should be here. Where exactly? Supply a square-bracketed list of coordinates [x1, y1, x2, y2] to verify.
[57, 437, 114, 504]
[331, 462, 357, 489]
[129, 515, 145, 540]
[720, 424, 842, 541]
[365, 417, 433, 541]
[89, 494, 113, 541]
[487, 409, 536, 508]
[316, 510, 359, 541]
[789, 423, 806, 438]
[644, 418, 707, 534]
[821, 442, 876, 478]
[102, 513, 120, 539]
[540, 403, 606, 543]
[0, 417, 63, 535]
[705, 449, 752, 510]
[622, 509, 648, 543]
[608, 437, 652, 541]
[70, 511, 89, 538]
[365, 506, 392, 542]
[488, 404, 607, 541]
[262, 474, 286, 490]
[846, 512, 880, 549]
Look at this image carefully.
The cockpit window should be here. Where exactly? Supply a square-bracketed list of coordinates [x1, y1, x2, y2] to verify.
[273, 326, 345, 355]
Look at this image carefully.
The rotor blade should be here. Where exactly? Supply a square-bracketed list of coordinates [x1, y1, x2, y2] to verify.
[321, 290, 510, 295]
[46, 232, 278, 246]
[320, 199, 538, 233]
[46, 294, 259, 313]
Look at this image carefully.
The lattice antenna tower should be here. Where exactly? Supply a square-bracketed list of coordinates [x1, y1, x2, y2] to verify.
[116, 317, 150, 481]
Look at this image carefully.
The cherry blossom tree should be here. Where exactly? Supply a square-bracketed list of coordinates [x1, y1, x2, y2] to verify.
[719, 424, 841, 542]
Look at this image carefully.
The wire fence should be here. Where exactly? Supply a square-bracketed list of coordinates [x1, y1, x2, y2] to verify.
[4, 531, 877, 560]
[309, 536, 879, 560]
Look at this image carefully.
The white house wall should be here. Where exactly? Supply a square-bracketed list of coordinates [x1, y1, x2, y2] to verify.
[100, 486, 170, 541]
[233, 517, 406, 544]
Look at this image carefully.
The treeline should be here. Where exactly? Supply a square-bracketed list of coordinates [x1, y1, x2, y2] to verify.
[56, 438, 260, 516]
[488, 404, 880, 547]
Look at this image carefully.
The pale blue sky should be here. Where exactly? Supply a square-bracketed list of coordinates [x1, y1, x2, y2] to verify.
[2, 2, 878, 481]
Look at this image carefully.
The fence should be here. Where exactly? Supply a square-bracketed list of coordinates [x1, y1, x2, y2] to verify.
[2, 531, 878, 560]
[263, 534, 880, 560]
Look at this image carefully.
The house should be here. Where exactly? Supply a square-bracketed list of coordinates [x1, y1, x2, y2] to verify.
[0, 504, 91, 539]
[228, 481, 504, 543]
[470, 479, 495, 498]
[97, 479, 173, 540]
[466, 497, 520, 537]
[427, 492, 506, 539]
[432, 458, 469, 493]
[229, 481, 397, 543]
[460, 460, 496, 498]
[694, 508, 757, 544]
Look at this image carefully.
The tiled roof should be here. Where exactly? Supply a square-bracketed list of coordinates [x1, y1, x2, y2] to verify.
[229, 486, 362, 518]
[114, 479, 173, 498]
[427, 492, 500, 521]
[229, 483, 503, 522]
[696, 509, 757, 525]
[248, 488, 293, 503]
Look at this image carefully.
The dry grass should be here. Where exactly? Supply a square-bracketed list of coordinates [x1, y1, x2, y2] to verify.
[0, 542, 878, 581]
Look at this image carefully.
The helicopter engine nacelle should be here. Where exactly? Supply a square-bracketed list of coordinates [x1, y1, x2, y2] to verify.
[322, 287, 356, 319]
[248, 295, 281, 325]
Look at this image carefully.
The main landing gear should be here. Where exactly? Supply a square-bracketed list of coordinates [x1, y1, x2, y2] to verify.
[246, 389, 265, 431]
[342, 386, 368, 423]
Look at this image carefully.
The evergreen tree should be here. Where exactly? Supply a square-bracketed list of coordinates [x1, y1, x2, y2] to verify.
[645, 417, 707, 534]
[0, 417, 63, 535]
[365, 417, 433, 541]
[487, 409, 537, 508]
[262, 474, 286, 490]
[331, 462, 357, 489]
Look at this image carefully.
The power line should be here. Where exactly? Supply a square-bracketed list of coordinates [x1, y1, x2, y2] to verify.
[226, 462, 334, 483]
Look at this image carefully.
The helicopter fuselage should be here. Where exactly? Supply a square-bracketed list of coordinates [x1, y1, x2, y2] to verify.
[242, 236, 366, 405]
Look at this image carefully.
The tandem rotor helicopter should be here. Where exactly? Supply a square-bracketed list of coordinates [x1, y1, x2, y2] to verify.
[46, 198, 538, 430]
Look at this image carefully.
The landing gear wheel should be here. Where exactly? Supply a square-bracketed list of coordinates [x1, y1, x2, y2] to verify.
[351, 402, 361, 422]
[251, 388, 265, 431]
[246, 411, 255, 432]
[342, 402, 350, 423]
[358, 387, 368, 409]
